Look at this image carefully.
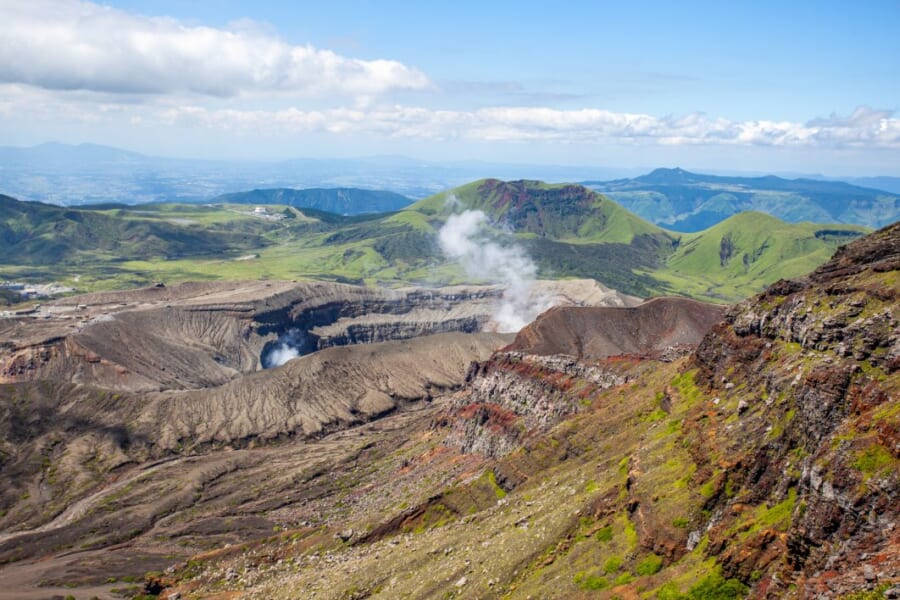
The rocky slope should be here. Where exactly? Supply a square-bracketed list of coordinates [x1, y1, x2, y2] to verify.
[686, 221, 899, 596]
[0, 276, 646, 597]
[0, 226, 896, 599]
[140, 224, 898, 600]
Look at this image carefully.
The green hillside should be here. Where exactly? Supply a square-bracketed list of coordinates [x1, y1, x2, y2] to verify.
[0, 183, 871, 302]
[213, 187, 413, 215]
[655, 212, 868, 299]
[0, 195, 276, 265]
[413, 178, 662, 243]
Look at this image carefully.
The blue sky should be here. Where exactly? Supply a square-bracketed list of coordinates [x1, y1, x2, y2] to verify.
[1, 0, 898, 174]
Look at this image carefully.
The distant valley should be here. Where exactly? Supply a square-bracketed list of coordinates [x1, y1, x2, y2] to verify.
[0, 142, 641, 205]
[585, 167, 899, 231]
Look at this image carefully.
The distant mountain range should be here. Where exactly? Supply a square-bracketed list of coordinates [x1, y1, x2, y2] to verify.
[1, 143, 898, 231]
[213, 188, 413, 215]
[0, 180, 868, 302]
[584, 167, 899, 231]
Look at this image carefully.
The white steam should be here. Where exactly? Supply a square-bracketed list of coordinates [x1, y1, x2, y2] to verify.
[265, 343, 300, 368]
[263, 328, 307, 368]
[438, 199, 553, 332]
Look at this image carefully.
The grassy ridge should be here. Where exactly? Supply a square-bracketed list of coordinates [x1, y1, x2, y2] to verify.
[658, 212, 869, 299]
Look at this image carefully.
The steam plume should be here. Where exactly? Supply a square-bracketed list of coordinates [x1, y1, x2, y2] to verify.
[437, 198, 552, 332]
[263, 328, 306, 368]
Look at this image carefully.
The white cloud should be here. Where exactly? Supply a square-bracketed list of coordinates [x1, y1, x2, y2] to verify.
[151, 103, 900, 150]
[1, 80, 897, 152]
[0, 0, 430, 98]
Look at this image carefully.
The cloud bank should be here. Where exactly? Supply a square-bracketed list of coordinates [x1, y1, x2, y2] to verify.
[153, 104, 900, 149]
[0, 0, 429, 98]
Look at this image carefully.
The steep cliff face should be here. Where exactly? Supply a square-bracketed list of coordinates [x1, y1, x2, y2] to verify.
[443, 352, 629, 457]
[685, 222, 899, 596]
[442, 297, 725, 460]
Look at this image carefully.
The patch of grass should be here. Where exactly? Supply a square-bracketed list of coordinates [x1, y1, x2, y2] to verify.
[767, 408, 796, 439]
[671, 370, 704, 407]
[603, 556, 622, 574]
[700, 479, 717, 498]
[595, 525, 613, 542]
[657, 582, 685, 599]
[483, 469, 507, 499]
[853, 444, 894, 478]
[635, 553, 664, 576]
[643, 408, 668, 422]
[685, 572, 749, 599]
[655, 572, 748, 600]
[755, 487, 797, 532]
[840, 583, 892, 599]
[872, 400, 900, 425]
[623, 518, 638, 551]
[574, 572, 609, 591]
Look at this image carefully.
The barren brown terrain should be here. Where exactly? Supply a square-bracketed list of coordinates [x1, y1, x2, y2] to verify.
[0, 277, 641, 598]
[509, 296, 726, 359]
